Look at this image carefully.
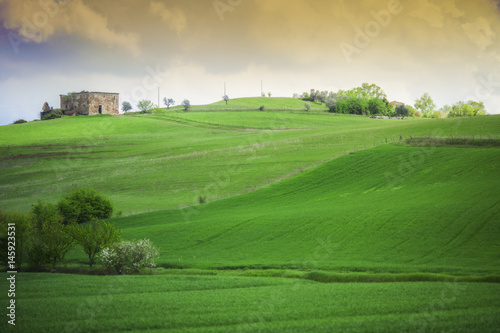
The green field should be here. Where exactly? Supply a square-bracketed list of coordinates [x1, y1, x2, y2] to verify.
[1, 98, 499, 332]
[1, 108, 498, 214]
[104, 144, 499, 277]
[1, 273, 499, 332]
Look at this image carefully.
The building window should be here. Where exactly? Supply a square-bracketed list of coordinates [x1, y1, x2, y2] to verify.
[99, 105, 102, 114]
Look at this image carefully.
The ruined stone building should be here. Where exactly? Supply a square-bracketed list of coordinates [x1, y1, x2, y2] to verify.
[60, 91, 119, 116]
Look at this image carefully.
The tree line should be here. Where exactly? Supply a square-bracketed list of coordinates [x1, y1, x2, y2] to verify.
[0, 188, 158, 274]
[295, 83, 488, 118]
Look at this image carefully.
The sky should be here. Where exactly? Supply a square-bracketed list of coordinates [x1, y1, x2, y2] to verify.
[0, 0, 499, 125]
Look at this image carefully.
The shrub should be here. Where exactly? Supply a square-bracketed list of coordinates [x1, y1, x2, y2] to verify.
[57, 188, 113, 224]
[259, 105, 265, 111]
[41, 111, 62, 121]
[100, 239, 159, 274]
[414, 110, 423, 118]
[304, 103, 311, 111]
[13, 119, 27, 125]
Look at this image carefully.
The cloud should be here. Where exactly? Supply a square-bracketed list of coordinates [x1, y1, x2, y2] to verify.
[150, 1, 187, 35]
[462, 17, 496, 50]
[0, 0, 141, 56]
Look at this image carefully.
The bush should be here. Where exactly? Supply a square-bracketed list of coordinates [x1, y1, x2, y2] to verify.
[58, 188, 113, 224]
[304, 103, 311, 111]
[414, 110, 423, 118]
[259, 105, 265, 111]
[100, 239, 159, 274]
[13, 119, 27, 125]
[41, 111, 62, 121]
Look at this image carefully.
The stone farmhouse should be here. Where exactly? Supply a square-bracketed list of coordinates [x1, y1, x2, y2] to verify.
[59, 91, 119, 116]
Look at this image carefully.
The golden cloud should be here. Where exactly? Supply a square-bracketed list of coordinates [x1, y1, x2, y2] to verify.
[150, 1, 187, 35]
[0, 0, 141, 56]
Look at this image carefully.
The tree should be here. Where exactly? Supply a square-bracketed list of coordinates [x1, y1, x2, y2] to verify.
[468, 101, 487, 116]
[31, 201, 74, 268]
[359, 83, 387, 100]
[325, 97, 337, 113]
[448, 101, 487, 117]
[181, 99, 191, 111]
[268, 92, 272, 98]
[414, 93, 436, 118]
[336, 97, 370, 115]
[223, 95, 229, 105]
[395, 105, 410, 118]
[137, 100, 155, 113]
[122, 101, 132, 113]
[57, 188, 113, 225]
[309, 89, 319, 102]
[163, 98, 175, 109]
[317, 91, 328, 104]
[304, 103, 311, 111]
[368, 98, 388, 116]
[0, 210, 32, 270]
[337, 83, 387, 101]
[69, 220, 121, 267]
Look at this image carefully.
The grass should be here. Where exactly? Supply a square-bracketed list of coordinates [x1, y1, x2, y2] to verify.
[1, 112, 499, 214]
[1, 103, 499, 332]
[165, 97, 330, 112]
[82, 144, 497, 277]
[1, 273, 499, 332]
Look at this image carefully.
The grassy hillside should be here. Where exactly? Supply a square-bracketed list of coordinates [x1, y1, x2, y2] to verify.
[87, 143, 499, 276]
[1, 108, 499, 332]
[164, 97, 329, 112]
[1, 112, 499, 214]
[1, 273, 499, 333]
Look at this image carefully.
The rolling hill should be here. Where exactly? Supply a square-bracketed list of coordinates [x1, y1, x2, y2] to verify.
[1, 106, 499, 332]
[112, 143, 500, 276]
